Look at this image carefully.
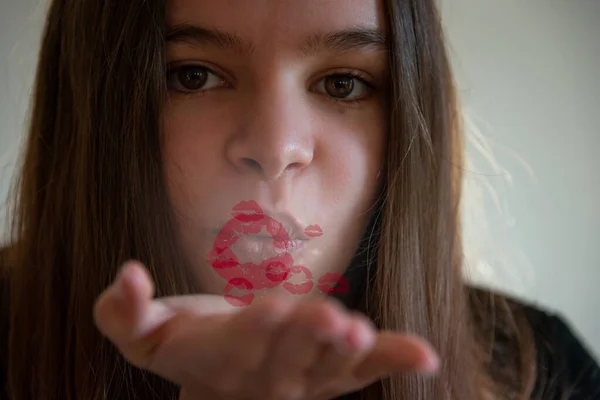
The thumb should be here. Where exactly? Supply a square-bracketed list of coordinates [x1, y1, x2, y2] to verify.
[94, 261, 242, 369]
[93, 260, 176, 368]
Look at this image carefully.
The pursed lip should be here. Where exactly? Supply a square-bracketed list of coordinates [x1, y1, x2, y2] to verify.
[224, 234, 308, 256]
[206, 200, 325, 306]
[212, 200, 323, 242]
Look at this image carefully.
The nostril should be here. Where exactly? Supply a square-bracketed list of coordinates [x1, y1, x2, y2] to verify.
[241, 158, 263, 172]
[286, 162, 304, 172]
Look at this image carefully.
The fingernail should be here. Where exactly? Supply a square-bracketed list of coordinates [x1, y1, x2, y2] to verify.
[110, 278, 126, 302]
[422, 351, 441, 374]
[352, 311, 376, 330]
[110, 263, 132, 301]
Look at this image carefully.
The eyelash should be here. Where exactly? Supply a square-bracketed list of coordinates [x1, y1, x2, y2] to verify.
[166, 63, 227, 97]
[165, 64, 375, 107]
[321, 70, 373, 108]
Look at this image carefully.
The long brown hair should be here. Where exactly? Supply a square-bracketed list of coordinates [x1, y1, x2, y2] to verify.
[3, 0, 536, 399]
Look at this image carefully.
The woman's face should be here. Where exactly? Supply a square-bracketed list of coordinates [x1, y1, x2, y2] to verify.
[163, 0, 388, 303]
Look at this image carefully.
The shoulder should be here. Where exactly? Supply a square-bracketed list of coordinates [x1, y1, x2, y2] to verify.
[469, 286, 600, 399]
[519, 301, 600, 399]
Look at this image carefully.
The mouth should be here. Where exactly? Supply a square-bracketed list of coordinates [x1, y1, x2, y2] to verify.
[230, 235, 307, 262]
[206, 200, 325, 306]
[209, 201, 316, 261]
[206, 200, 322, 272]
[227, 200, 322, 241]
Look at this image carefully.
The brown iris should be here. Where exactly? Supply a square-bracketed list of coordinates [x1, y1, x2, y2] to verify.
[324, 75, 355, 98]
[177, 66, 209, 91]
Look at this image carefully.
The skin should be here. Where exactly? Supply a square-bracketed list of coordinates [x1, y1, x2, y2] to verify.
[162, 0, 388, 296]
[94, 1, 440, 399]
[95, 262, 439, 399]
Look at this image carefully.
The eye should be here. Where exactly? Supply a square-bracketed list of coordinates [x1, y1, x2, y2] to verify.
[314, 74, 371, 100]
[167, 65, 226, 93]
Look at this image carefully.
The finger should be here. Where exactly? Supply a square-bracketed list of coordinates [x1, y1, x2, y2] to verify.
[307, 311, 376, 393]
[261, 299, 350, 399]
[93, 261, 176, 368]
[353, 333, 440, 382]
[159, 294, 242, 317]
[94, 261, 171, 345]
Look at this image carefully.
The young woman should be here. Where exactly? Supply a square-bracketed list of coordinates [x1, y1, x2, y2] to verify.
[1, 0, 598, 399]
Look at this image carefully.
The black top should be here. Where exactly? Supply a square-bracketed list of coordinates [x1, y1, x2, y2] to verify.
[0, 284, 599, 399]
[523, 305, 600, 399]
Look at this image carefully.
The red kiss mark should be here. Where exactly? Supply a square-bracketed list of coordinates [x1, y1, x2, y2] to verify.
[282, 265, 314, 295]
[304, 224, 323, 238]
[224, 278, 255, 307]
[317, 272, 350, 295]
[206, 202, 294, 295]
[265, 261, 291, 283]
[208, 201, 340, 306]
[231, 200, 264, 214]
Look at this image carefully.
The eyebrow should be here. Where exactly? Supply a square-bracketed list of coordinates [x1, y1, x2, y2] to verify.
[302, 28, 388, 55]
[166, 24, 254, 55]
[166, 24, 387, 56]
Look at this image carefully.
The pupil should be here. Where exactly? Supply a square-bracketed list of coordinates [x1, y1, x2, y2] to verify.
[179, 67, 207, 90]
[327, 76, 354, 98]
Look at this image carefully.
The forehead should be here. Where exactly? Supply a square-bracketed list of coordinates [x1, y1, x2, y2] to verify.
[167, 0, 386, 46]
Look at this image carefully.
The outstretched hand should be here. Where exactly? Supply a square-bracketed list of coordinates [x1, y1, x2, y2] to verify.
[94, 261, 440, 400]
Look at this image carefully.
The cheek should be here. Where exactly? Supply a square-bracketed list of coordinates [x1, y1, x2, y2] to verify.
[319, 109, 386, 211]
[161, 101, 230, 209]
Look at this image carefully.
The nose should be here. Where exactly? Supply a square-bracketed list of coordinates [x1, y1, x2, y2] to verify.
[225, 89, 314, 181]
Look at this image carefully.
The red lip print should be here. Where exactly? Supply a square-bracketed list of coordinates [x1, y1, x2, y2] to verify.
[317, 272, 350, 295]
[207, 201, 345, 306]
[304, 225, 323, 238]
[224, 278, 255, 307]
[207, 201, 321, 306]
[265, 260, 291, 283]
[232, 200, 264, 214]
[282, 265, 314, 295]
